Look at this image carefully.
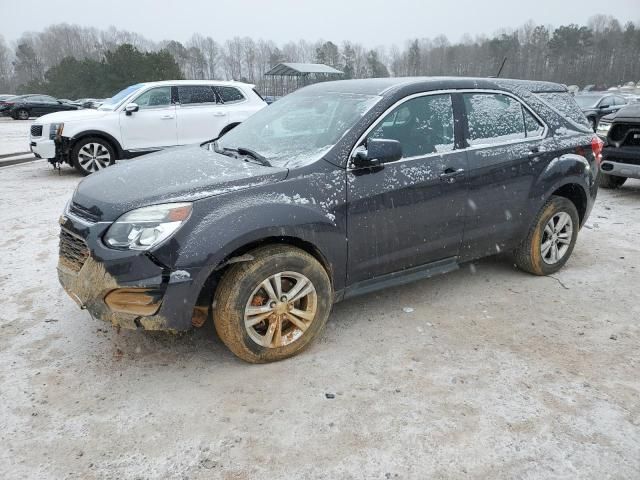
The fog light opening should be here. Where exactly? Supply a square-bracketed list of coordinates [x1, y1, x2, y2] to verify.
[104, 288, 163, 316]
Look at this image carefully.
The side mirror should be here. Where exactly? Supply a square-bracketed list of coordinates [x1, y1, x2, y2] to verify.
[352, 138, 402, 168]
[125, 103, 139, 116]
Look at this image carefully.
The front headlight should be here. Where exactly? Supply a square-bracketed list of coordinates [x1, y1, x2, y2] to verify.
[104, 202, 192, 250]
[49, 122, 64, 139]
[596, 122, 611, 135]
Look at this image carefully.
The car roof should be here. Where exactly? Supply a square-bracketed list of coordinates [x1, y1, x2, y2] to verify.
[299, 76, 567, 97]
[137, 80, 255, 88]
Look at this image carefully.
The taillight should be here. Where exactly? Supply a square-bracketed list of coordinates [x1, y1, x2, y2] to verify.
[591, 135, 603, 166]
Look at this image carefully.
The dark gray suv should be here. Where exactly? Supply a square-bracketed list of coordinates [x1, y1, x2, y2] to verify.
[58, 77, 600, 362]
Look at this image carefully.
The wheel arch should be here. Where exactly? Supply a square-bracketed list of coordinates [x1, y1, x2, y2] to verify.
[551, 182, 588, 225]
[69, 130, 124, 159]
[193, 235, 334, 314]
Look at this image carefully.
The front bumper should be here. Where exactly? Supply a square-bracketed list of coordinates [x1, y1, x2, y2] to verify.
[602, 146, 640, 179]
[57, 213, 202, 332]
[30, 137, 56, 159]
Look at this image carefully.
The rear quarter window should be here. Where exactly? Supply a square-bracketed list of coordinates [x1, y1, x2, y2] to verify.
[534, 92, 591, 129]
[218, 86, 245, 104]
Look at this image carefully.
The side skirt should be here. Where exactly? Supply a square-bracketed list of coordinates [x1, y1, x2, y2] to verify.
[341, 257, 459, 301]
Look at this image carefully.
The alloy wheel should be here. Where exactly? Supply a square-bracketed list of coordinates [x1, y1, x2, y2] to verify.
[244, 271, 317, 348]
[541, 212, 573, 264]
[77, 143, 111, 172]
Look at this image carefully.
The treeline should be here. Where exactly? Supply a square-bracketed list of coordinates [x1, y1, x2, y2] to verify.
[0, 15, 638, 98]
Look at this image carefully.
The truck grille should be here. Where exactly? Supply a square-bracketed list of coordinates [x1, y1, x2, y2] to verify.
[609, 124, 640, 147]
[30, 125, 43, 137]
[69, 202, 100, 223]
[59, 229, 90, 273]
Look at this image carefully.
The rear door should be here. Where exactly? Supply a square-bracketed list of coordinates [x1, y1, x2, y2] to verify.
[459, 91, 549, 260]
[176, 85, 227, 145]
[119, 86, 177, 150]
[346, 93, 468, 284]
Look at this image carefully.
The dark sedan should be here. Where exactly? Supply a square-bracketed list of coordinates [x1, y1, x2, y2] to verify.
[58, 77, 599, 362]
[575, 92, 628, 130]
[0, 94, 79, 120]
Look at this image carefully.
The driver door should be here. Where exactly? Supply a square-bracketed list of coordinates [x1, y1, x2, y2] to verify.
[346, 93, 468, 285]
[119, 86, 178, 151]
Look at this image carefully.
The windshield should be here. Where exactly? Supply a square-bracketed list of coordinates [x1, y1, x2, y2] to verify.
[98, 84, 145, 110]
[216, 90, 381, 167]
[574, 95, 601, 109]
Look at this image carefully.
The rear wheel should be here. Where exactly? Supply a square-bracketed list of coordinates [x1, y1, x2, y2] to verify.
[599, 173, 627, 189]
[71, 137, 116, 175]
[514, 196, 580, 276]
[15, 109, 29, 120]
[213, 245, 332, 363]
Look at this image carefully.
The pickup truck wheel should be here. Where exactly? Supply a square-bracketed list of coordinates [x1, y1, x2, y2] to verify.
[514, 196, 579, 276]
[599, 173, 627, 189]
[213, 245, 332, 363]
[15, 109, 29, 120]
[72, 137, 116, 175]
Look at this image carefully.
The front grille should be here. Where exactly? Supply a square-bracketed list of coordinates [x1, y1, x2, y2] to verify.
[609, 124, 640, 147]
[59, 229, 89, 273]
[30, 124, 43, 137]
[69, 202, 100, 223]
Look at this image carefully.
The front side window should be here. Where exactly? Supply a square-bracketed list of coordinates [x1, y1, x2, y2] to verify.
[464, 93, 526, 146]
[133, 87, 172, 109]
[217, 86, 245, 104]
[178, 86, 218, 105]
[368, 94, 455, 158]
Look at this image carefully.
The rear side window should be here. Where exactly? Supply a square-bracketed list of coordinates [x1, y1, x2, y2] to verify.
[218, 86, 245, 104]
[368, 93, 455, 157]
[523, 109, 544, 137]
[534, 92, 590, 129]
[464, 93, 526, 145]
[178, 86, 218, 105]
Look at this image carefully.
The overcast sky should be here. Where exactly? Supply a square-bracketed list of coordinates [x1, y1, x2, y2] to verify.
[1, 0, 639, 46]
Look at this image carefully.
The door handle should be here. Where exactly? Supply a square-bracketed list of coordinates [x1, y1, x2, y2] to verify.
[212, 111, 226, 117]
[160, 115, 175, 120]
[439, 168, 465, 183]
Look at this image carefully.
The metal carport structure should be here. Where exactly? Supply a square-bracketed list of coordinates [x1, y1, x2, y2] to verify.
[263, 63, 344, 98]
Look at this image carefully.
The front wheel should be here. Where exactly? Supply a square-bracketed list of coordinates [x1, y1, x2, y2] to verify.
[599, 173, 627, 189]
[71, 137, 116, 175]
[213, 245, 333, 363]
[514, 196, 580, 276]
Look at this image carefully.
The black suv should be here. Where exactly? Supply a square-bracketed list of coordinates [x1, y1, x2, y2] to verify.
[58, 77, 600, 362]
[596, 103, 640, 188]
[0, 94, 78, 120]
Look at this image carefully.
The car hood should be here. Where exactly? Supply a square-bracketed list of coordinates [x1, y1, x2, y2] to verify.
[72, 145, 289, 221]
[36, 109, 111, 124]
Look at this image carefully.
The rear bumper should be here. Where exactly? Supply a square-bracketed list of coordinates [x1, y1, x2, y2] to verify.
[57, 213, 203, 332]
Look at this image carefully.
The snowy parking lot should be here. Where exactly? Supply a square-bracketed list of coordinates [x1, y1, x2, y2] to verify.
[0, 117, 33, 156]
[0, 160, 639, 479]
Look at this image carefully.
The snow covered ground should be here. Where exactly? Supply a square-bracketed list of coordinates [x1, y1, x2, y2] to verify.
[0, 161, 639, 479]
[0, 117, 33, 156]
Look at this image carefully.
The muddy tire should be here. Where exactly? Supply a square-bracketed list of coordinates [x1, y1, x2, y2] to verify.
[514, 196, 580, 276]
[213, 245, 332, 363]
[599, 173, 627, 189]
[15, 108, 29, 120]
[71, 137, 116, 175]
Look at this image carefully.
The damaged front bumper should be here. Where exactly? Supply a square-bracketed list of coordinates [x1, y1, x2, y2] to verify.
[57, 213, 201, 332]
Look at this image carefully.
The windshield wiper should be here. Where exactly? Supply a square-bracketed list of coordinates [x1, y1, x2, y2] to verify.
[212, 141, 271, 167]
